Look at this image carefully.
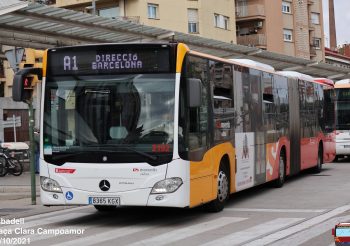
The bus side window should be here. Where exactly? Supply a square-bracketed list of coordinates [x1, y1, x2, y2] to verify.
[262, 72, 275, 137]
[186, 55, 209, 161]
[210, 61, 234, 144]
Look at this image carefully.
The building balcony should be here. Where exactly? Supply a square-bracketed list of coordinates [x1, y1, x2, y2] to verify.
[237, 34, 267, 48]
[36, 0, 56, 5]
[236, 4, 265, 22]
[114, 16, 140, 24]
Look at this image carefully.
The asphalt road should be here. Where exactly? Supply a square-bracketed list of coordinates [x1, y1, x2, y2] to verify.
[2, 160, 350, 246]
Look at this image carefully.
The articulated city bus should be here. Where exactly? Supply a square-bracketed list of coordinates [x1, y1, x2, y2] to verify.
[333, 79, 350, 160]
[13, 43, 335, 212]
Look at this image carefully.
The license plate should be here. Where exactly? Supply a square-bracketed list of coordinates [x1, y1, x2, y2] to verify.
[88, 197, 120, 206]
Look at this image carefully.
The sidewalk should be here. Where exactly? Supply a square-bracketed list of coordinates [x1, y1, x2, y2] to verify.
[0, 172, 74, 219]
[0, 171, 39, 194]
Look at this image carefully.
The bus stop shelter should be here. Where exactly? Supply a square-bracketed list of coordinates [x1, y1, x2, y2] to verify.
[0, 0, 350, 81]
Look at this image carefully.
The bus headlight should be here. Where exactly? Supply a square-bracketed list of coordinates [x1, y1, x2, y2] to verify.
[151, 177, 183, 194]
[40, 177, 63, 193]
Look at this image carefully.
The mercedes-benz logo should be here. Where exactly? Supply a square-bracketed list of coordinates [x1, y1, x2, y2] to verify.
[99, 180, 110, 191]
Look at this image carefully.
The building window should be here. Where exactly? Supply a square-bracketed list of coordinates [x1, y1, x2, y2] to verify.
[224, 16, 229, 30]
[188, 22, 199, 33]
[188, 8, 199, 33]
[282, 1, 291, 14]
[148, 3, 158, 19]
[283, 29, 293, 42]
[311, 12, 320, 24]
[214, 14, 230, 30]
[313, 38, 321, 49]
[214, 14, 220, 27]
[98, 7, 120, 18]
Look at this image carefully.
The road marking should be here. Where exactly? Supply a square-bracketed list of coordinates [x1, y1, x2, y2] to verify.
[225, 208, 326, 213]
[202, 218, 303, 246]
[127, 217, 247, 246]
[245, 204, 350, 246]
[269, 215, 350, 246]
[1, 212, 91, 231]
[51, 223, 158, 246]
[13, 206, 89, 222]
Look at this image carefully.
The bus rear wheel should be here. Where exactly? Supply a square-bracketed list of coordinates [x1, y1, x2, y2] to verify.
[313, 146, 323, 173]
[273, 151, 286, 188]
[205, 163, 229, 212]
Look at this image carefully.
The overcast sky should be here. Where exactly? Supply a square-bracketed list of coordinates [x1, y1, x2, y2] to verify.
[322, 0, 350, 47]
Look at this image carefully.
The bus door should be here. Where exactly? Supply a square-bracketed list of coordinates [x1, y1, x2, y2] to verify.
[288, 78, 301, 175]
[300, 81, 318, 168]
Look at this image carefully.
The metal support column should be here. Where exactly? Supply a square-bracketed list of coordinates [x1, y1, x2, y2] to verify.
[28, 101, 36, 205]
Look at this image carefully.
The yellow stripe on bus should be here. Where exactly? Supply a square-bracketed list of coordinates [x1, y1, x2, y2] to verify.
[189, 142, 236, 208]
[42, 49, 48, 78]
[176, 43, 189, 73]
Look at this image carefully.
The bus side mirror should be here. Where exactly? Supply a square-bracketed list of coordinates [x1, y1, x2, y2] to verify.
[13, 67, 42, 103]
[187, 78, 202, 108]
[332, 228, 335, 236]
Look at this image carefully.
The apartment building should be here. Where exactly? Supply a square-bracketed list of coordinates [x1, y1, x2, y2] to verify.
[236, 0, 325, 61]
[54, 0, 237, 44]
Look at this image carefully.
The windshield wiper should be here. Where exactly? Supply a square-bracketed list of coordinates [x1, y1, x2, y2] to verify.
[93, 144, 158, 161]
[122, 146, 157, 161]
[52, 145, 158, 162]
[51, 149, 114, 161]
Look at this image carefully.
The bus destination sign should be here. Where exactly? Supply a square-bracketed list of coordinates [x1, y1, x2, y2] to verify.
[91, 53, 142, 71]
[47, 45, 172, 76]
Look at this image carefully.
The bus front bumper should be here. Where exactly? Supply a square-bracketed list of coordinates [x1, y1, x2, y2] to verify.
[40, 183, 188, 208]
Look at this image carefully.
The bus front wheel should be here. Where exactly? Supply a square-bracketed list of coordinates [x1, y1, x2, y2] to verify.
[205, 163, 230, 212]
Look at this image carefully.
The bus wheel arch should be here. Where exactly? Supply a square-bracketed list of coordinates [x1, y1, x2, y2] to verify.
[205, 155, 230, 212]
[273, 146, 286, 188]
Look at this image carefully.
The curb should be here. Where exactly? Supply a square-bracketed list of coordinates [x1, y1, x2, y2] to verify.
[0, 192, 40, 200]
[0, 186, 40, 193]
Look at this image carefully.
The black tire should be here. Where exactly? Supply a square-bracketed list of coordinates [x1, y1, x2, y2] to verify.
[8, 157, 23, 176]
[273, 151, 286, 188]
[333, 155, 339, 162]
[0, 156, 8, 177]
[313, 146, 323, 174]
[94, 205, 117, 212]
[205, 162, 230, 212]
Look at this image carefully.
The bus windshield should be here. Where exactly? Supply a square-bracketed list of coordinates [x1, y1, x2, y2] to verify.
[336, 88, 350, 130]
[43, 73, 176, 165]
